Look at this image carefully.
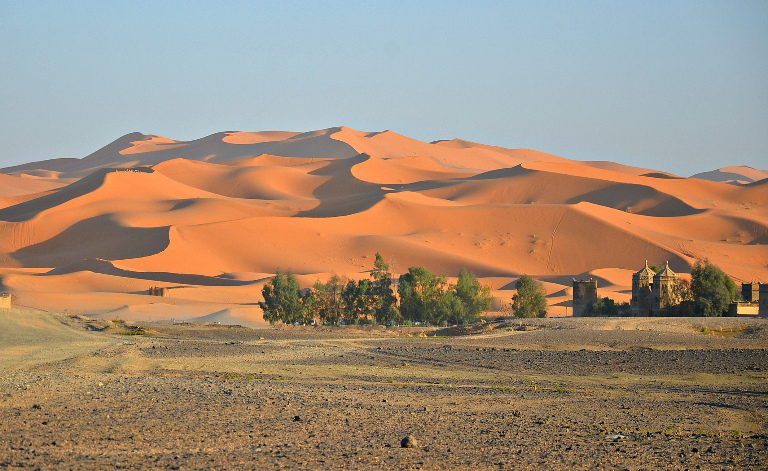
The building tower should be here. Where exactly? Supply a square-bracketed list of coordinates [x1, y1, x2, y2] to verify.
[652, 261, 680, 316]
[572, 279, 598, 317]
[759, 284, 768, 318]
[742, 282, 759, 303]
[631, 261, 656, 316]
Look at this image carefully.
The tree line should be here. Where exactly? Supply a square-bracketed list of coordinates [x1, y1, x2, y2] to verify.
[261, 253, 494, 326]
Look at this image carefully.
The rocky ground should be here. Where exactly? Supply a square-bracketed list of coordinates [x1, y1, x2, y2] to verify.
[0, 312, 766, 470]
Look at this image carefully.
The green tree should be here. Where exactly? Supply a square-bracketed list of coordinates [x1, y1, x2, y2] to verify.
[301, 288, 320, 325]
[353, 279, 376, 324]
[584, 297, 619, 317]
[261, 270, 304, 324]
[447, 268, 493, 324]
[511, 275, 547, 318]
[340, 279, 375, 324]
[312, 275, 345, 325]
[690, 259, 740, 317]
[370, 253, 399, 324]
[398, 267, 448, 324]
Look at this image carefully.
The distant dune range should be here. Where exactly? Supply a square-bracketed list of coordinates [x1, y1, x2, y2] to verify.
[0, 127, 766, 325]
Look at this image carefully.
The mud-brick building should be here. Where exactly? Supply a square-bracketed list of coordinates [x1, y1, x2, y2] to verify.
[652, 262, 681, 315]
[760, 284, 768, 318]
[729, 282, 761, 317]
[631, 261, 681, 316]
[572, 279, 598, 317]
[742, 282, 760, 303]
[148, 287, 169, 297]
[631, 261, 656, 316]
[0, 293, 11, 309]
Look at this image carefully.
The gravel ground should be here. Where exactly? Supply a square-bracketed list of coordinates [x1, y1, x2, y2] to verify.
[0, 314, 766, 470]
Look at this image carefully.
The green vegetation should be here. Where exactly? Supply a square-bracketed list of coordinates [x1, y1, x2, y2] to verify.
[691, 259, 740, 317]
[371, 253, 399, 324]
[700, 325, 754, 338]
[261, 270, 305, 325]
[120, 328, 148, 336]
[583, 297, 630, 317]
[510, 275, 547, 318]
[261, 253, 493, 326]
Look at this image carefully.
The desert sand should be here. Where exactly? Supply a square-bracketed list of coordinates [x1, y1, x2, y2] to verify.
[0, 310, 766, 469]
[0, 127, 766, 325]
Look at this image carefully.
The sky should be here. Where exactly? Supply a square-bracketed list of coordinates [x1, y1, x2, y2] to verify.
[1, 1, 766, 176]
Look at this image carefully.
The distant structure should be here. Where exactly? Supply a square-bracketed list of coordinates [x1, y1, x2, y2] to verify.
[729, 282, 762, 317]
[631, 261, 681, 316]
[631, 261, 656, 316]
[148, 286, 169, 297]
[760, 284, 768, 318]
[728, 302, 759, 317]
[652, 261, 681, 316]
[742, 282, 760, 303]
[572, 279, 598, 317]
[0, 292, 10, 309]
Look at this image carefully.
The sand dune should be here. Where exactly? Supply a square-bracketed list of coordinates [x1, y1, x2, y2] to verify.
[1, 127, 766, 323]
[0, 173, 64, 197]
[692, 166, 768, 184]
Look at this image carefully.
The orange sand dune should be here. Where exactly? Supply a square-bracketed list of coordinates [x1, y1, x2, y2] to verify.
[351, 154, 476, 184]
[1, 127, 766, 323]
[153, 158, 326, 201]
[331, 128, 525, 171]
[0, 174, 64, 197]
[692, 166, 768, 184]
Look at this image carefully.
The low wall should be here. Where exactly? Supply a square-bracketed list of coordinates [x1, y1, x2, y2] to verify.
[728, 302, 759, 317]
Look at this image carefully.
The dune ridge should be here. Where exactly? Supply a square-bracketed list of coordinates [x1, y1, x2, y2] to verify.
[1, 127, 766, 324]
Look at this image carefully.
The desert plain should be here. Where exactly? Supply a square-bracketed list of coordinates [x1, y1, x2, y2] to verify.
[0, 127, 767, 469]
[1, 311, 767, 469]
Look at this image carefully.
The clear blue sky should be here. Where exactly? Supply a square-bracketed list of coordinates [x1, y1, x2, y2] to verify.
[1, 1, 766, 176]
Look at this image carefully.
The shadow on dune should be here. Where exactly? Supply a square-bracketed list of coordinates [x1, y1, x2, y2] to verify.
[0, 168, 153, 222]
[565, 184, 704, 217]
[299, 153, 387, 218]
[44, 258, 257, 287]
[10, 215, 169, 268]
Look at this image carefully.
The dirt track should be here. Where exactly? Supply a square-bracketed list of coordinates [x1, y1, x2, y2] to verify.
[1, 311, 767, 469]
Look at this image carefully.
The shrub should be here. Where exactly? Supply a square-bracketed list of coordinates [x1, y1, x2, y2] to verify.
[511, 275, 547, 318]
[691, 260, 740, 317]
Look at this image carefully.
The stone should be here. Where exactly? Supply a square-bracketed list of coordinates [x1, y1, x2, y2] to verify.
[401, 435, 418, 448]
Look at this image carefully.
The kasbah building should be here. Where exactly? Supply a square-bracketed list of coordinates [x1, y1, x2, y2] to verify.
[571, 261, 766, 317]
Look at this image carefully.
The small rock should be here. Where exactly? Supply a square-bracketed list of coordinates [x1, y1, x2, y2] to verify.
[293, 415, 301, 422]
[401, 435, 418, 448]
[31, 404, 42, 410]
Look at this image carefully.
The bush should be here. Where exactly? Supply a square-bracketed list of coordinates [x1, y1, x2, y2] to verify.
[511, 275, 547, 318]
[583, 298, 631, 317]
[690, 260, 740, 317]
